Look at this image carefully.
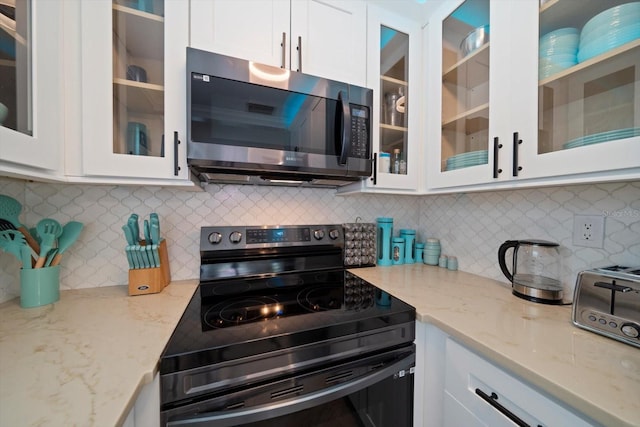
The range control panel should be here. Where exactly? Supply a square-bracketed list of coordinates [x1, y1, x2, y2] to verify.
[200, 224, 344, 252]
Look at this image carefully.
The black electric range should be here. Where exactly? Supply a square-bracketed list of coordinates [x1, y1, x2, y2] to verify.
[160, 224, 416, 427]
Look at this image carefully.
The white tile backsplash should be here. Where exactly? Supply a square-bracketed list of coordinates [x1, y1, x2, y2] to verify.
[1, 177, 639, 303]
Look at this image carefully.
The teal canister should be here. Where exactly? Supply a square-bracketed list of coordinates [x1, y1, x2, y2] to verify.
[392, 237, 405, 265]
[376, 217, 394, 266]
[415, 243, 425, 264]
[400, 229, 416, 264]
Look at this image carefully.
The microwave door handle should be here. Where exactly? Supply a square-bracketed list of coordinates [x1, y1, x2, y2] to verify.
[338, 90, 351, 165]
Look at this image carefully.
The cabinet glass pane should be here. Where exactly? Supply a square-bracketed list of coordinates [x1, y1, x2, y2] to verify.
[538, 0, 640, 154]
[112, 0, 165, 157]
[441, 0, 490, 172]
[379, 26, 408, 175]
[0, 0, 32, 136]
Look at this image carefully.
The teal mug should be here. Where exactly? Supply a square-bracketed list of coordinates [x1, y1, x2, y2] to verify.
[20, 266, 60, 308]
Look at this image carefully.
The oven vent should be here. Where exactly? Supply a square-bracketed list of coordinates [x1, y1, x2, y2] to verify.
[326, 370, 354, 385]
[271, 385, 304, 400]
[225, 402, 245, 410]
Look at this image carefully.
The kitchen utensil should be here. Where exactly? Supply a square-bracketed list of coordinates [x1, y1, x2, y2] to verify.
[0, 218, 15, 231]
[150, 221, 161, 267]
[50, 221, 84, 267]
[144, 219, 151, 243]
[0, 229, 27, 265]
[122, 224, 135, 246]
[34, 219, 62, 268]
[0, 195, 40, 254]
[45, 248, 59, 268]
[460, 24, 490, 57]
[498, 239, 563, 304]
[150, 212, 160, 236]
[128, 214, 140, 243]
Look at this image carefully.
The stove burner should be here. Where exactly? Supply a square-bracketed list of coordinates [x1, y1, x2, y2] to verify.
[298, 286, 344, 312]
[204, 296, 281, 328]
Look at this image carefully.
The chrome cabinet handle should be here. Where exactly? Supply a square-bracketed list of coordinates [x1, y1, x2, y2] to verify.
[297, 36, 302, 72]
[512, 131, 522, 176]
[281, 32, 286, 69]
[493, 136, 502, 179]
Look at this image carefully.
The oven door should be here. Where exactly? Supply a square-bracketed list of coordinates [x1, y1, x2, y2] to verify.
[162, 345, 415, 427]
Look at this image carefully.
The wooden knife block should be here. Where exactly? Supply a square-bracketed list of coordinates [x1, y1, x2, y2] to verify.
[128, 239, 171, 296]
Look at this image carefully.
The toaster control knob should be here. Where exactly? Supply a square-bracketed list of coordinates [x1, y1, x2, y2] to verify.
[208, 232, 222, 244]
[328, 229, 341, 240]
[229, 231, 243, 244]
[313, 229, 325, 240]
[621, 323, 640, 339]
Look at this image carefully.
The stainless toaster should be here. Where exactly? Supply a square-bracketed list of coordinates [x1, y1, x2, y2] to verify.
[572, 265, 640, 348]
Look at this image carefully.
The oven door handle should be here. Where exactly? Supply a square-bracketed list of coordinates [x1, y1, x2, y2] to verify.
[165, 352, 414, 427]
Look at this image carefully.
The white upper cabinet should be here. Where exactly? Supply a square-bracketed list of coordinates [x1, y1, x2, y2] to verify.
[345, 4, 422, 193]
[426, 0, 640, 191]
[189, 0, 367, 87]
[79, 0, 190, 183]
[0, 0, 64, 178]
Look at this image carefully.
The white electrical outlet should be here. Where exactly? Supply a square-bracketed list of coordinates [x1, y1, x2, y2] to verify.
[572, 214, 605, 248]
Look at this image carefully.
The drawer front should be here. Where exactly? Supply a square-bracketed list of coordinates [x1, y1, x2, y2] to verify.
[444, 338, 596, 427]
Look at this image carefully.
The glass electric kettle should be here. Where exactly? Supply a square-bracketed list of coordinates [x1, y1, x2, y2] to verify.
[498, 239, 563, 304]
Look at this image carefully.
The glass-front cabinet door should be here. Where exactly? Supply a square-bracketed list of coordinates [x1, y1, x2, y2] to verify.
[352, 5, 420, 193]
[426, 0, 512, 189]
[0, 0, 62, 175]
[427, 0, 639, 191]
[80, 0, 189, 182]
[524, 0, 640, 179]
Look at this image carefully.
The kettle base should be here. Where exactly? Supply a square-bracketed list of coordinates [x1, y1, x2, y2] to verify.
[512, 283, 563, 305]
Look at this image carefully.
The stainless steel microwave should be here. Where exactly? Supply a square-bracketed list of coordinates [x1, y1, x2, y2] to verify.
[186, 47, 373, 188]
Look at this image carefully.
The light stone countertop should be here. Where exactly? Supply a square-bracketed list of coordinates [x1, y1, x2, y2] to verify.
[0, 280, 198, 427]
[1, 267, 638, 427]
[349, 264, 640, 427]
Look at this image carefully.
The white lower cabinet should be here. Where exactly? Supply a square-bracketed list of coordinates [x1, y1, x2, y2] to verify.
[417, 322, 598, 427]
[123, 372, 160, 427]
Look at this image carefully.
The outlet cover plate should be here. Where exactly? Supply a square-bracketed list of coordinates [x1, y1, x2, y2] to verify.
[573, 214, 605, 248]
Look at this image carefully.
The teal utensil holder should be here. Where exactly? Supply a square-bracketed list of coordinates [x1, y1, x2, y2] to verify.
[20, 265, 60, 308]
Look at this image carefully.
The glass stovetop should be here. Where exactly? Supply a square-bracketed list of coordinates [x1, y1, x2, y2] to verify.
[160, 270, 415, 374]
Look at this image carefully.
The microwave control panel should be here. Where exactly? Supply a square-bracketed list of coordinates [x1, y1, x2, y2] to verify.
[350, 105, 370, 159]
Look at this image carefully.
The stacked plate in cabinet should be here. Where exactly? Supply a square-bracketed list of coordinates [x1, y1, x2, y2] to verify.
[445, 150, 488, 171]
[577, 2, 640, 63]
[563, 127, 640, 150]
[539, 28, 579, 79]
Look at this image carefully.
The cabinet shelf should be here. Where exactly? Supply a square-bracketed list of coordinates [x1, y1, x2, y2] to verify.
[442, 103, 489, 132]
[113, 4, 164, 60]
[539, 39, 640, 86]
[113, 78, 164, 113]
[442, 43, 489, 88]
[381, 123, 408, 132]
